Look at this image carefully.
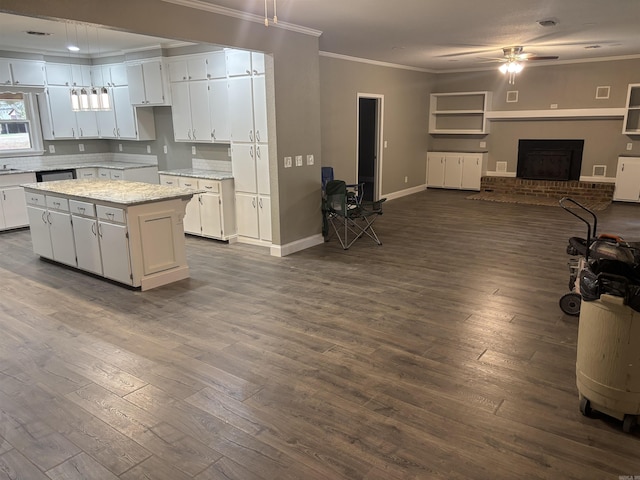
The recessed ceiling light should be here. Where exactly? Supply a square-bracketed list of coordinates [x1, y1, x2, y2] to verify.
[67, 45, 80, 52]
[25, 30, 52, 36]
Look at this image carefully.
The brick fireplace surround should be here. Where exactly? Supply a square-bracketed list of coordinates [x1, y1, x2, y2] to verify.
[480, 176, 615, 204]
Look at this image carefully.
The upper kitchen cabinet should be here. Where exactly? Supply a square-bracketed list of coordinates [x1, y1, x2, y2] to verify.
[125, 59, 170, 106]
[225, 49, 266, 77]
[168, 51, 226, 82]
[46, 63, 91, 87]
[0, 58, 45, 86]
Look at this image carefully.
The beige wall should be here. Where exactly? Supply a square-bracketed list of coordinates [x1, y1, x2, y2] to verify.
[1, 0, 322, 246]
[431, 58, 640, 176]
[319, 56, 434, 195]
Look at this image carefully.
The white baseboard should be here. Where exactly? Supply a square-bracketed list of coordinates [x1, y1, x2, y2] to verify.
[383, 184, 427, 201]
[486, 171, 517, 177]
[270, 234, 324, 257]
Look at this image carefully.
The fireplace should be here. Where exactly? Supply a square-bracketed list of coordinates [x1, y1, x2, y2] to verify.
[517, 139, 584, 181]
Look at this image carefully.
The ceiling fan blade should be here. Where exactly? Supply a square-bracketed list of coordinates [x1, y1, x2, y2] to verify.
[526, 55, 559, 61]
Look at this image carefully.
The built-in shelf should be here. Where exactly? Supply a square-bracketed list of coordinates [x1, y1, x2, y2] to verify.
[486, 108, 626, 120]
[624, 84, 640, 134]
[429, 91, 491, 135]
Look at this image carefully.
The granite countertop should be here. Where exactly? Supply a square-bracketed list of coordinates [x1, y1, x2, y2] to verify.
[22, 179, 196, 206]
[158, 168, 234, 180]
[1, 162, 157, 175]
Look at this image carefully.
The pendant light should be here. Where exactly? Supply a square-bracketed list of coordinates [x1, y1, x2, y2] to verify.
[94, 27, 111, 110]
[264, 0, 278, 26]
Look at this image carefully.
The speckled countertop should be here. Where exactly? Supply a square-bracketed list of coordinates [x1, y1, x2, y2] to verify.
[0, 162, 156, 176]
[22, 179, 196, 206]
[158, 168, 234, 180]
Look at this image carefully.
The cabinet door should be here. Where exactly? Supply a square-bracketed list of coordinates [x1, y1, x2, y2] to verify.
[256, 144, 270, 195]
[46, 63, 72, 86]
[109, 64, 128, 86]
[205, 52, 226, 79]
[72, 215, 102, 275]
[159, 175, 179, 187]
[2, 186, 29, 228]
[231, 144, 257, 193]
[49, 210, 76, 266]
[126, 63, 146, 104]
[444, 155, 463, 188]
[426, 154, 445, 187]
[27, 206, 53, 258]
[183, 195, 201, 235]
[0, 59, 12, 85]
[251, 52, 265, 75]
[258, 194, 271, 242]
[76, 168, 97, 179]
[142, 61, 165, 105]
[226, 49, 252, 76]
[11, 60, 45, 86]
[99, 221, 132, 284]
[614, 159, 640, 201]
[228, 76, 254, 142]
[189, 81, 211, 142]
[252, 75, 268, 143]
[168, 59, 189, 82]
[96, 91, 118, 138]
[70, 65, 91, 87]
[460, 154, 482, 190]
[75, 110, 99, 138]
[235, 193, 259, 239]
[45, 86, 78, 139]
[209, 78, 230, 142]
[200, 193, 222, 238]
[0, 197, 5, 229]
[112, 86, 137, 139]
[186, 56, 208, 81]
[170, 82, 192, 141]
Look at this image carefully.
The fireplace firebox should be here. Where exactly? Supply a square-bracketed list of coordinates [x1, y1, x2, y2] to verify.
[517, 139, 584, 181]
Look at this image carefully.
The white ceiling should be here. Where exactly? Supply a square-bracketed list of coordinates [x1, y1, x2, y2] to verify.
[2, 0, 640, 71]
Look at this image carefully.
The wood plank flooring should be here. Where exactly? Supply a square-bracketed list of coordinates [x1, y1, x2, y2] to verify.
[1, 189, 640, 479]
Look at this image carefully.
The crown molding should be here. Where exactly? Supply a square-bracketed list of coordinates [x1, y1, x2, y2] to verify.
[319, 51, 435, 73]
[158, 0, 322, 37]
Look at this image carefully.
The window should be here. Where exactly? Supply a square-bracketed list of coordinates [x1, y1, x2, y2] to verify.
[0, 92, 44, 157]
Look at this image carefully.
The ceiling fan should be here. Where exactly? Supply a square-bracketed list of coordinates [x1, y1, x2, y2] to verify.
[490, 46, 559, 84]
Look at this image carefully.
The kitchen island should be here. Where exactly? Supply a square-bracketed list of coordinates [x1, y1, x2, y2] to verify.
[23, 179, 196, 290]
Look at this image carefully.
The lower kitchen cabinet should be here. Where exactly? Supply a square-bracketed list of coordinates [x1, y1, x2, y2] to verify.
[71, 212, 102, 275]
[159, 174, 236, 241]
[98, 216, 132, 285]
[26, 194, 76, 267]
[235, 192, 271, 242]
[0, 172, 36, 231]
[614, 156, 640, 202]
[426, 152, 487, 191]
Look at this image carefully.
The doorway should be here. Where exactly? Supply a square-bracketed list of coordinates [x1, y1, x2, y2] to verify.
[357, 94, 383, 202]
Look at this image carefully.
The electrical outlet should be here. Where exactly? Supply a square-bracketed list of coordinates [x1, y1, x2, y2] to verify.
[306, 154, 314, 165]
[295, 155, 303, 167]
[284, 156, 292, 168]
[384, 141, 388, 148]
[78, 143, 84, 152]
[627, 143, 633, 151]
[192, 146, 197, 155]
[479, 141, 487, 148]
[550, 103, 558, 109]
[163, 145, 168, 154]
[48, 145, 55, 154]
[118, 144, 123, 152]
[404, 176, 408, 183]
[147, 145, 151, 154]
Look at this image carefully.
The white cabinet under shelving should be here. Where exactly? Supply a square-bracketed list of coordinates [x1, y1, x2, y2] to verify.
[426, 152, 487, 191]
[429, 92, 491, 134]
[614, 156, 640, 202]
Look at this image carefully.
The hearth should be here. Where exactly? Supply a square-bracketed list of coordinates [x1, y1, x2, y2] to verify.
[517, 139, 584, 181]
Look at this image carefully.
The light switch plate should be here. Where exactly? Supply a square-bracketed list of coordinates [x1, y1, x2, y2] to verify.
[191, 146, 197, 155]
[48, 145, 55, 154]
[627, 143, 633, 151]
[147, 145, 151, 154]
[118, 144, 123, 152]
[163, 145, 168, 154]
[295, 155, 303, 167]
[479, 141, 486, 148]
[78, 143, 84, 152]
[306, 154, 314, 165]
[284, 156, 292, 168]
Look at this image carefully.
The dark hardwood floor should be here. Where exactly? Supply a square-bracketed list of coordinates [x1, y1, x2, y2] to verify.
[1, 189, 639, 479]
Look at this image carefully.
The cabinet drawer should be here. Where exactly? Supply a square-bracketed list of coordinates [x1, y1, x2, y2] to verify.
[97, 168, 112, 179]
[110, 170, 124, 180]
[25, 191, 46, 206]
[69, 199, 96, 217]
[97, 205, 125, 223]
[76, 168, 97, 179]
[178, 178, 198, 190]
[199, 179, 219, 192]
[46, 195, 69, 211]
[159, 175, 179, 186]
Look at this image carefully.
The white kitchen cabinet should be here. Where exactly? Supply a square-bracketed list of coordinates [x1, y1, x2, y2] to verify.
[96, 85, 156, 140]
[232, 144, 257, 192]
[426, 152, 487, 191]
[170, 80, 211, 142]
[206, 52, 227, 79]
[126, 60, 169, 105]
[258, 194, 271, 242]
[614, 156, 640, 202]
[26, 194, 76, 266]
[39, 86, 99, 140]
[0, 172, 35, 231]
[256, 144, 270, 195]
[71, 213, 102, 275]
[1, 58, 45, 86]
[97, 205, 132, 285]
[46, 63, 73, 86]
[228, 76, 255, 142]
[252, 75, 268, 143]
[75, 168, 97, 179]
[97, 166, 158, 183]
[209, 78, 230, 142]
[251, 52, 265, 75]
[160, 174, 236, 240]
[70, 64, 91, 87]
[226, 49, 252, 77]
[235, 192, 260, 239]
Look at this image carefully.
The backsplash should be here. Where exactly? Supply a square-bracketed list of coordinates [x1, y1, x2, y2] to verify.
[1, 153, 158, 170]
[192, 158, 232, 172]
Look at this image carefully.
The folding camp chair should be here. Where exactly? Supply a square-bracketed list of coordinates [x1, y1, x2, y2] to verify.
[323, 179, 386, 249]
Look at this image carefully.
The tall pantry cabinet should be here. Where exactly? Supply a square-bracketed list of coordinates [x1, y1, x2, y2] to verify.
[228, 50, 272, 243]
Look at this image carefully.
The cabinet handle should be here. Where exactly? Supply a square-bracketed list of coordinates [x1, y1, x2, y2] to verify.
[256, 130, 260, 142]
[199, 196, 203, 205]
[98, 224, 103, 238]
[91, 222, 97, 236]
[41, 211, 47, 224]
[249, 130, 254, 142]
[117, 128, 121, 137]
[47, 212, 52, 224]
[193, 129, 196, 139]
[188, 130, 192, 140]
[2, 192, 4, 201]
[79, 207, 85, 213]
[245, 69, 251, 75]
[113, 128, 117, 137]
[252, 197, 256, 208]
[622, 164, 625, 172]
[256, 146, 261, 159]
[250, 146, 254, 158]
[259, 198, 263, 208]
[211, 129, 215, 140]
[72, 128, 75, 138]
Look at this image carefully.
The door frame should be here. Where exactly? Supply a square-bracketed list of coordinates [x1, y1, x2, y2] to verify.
[356, 92, 384, 201]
